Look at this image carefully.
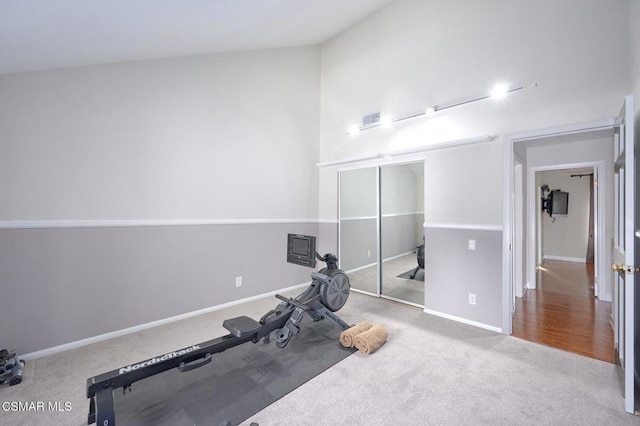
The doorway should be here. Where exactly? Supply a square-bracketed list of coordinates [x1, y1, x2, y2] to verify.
[504, 96, 637, 414]
[339, 161, 425, 308]
[511, 165, 614, 362]
[504, 129, 614, 362]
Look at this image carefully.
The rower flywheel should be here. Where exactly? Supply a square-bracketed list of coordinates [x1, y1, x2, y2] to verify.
[319, 271, 350, 312]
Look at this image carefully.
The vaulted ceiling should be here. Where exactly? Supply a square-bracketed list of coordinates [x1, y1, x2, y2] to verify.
[0, 0, 392, 75]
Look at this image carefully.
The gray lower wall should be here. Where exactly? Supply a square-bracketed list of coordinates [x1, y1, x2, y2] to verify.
[340, 214, 423, 272]
[318, 221, 339, 264]
[339, 218, 378, 271]
[0, 222, 319, 354]
[381, 214, 424, 259]
[424, 227, 503, 329]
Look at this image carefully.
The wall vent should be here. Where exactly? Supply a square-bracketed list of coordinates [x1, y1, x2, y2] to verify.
[362, 112, 380, 127]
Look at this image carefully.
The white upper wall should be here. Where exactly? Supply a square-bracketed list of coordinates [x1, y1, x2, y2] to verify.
[632, 0, 640, 234]
[1, 0, 636, 225]
[0, 47, 321, 220]
[631, 0, 640, 107]
[318, 0, 631, 224]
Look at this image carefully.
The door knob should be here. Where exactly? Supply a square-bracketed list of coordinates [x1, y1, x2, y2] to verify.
[612, 263, 626, 272]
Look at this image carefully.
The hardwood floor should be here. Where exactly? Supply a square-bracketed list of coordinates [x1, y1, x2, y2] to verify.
[511, 260, 614, 363]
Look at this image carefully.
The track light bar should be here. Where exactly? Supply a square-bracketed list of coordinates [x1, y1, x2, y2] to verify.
[346, 82, 537, 135]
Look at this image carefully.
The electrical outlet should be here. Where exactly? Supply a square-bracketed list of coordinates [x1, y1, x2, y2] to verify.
[468, 239, 476, 250]
[468, 293, 476, 305]
[367, 250, 371, 257]
[235, 276, 243, 288]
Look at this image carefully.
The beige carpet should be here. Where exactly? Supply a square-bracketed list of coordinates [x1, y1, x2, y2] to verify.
[0, 290, 636, 425]
[247, 293, 638, 425]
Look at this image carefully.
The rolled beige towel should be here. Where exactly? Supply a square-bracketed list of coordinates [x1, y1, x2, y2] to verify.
[339, 321, 374, 348]
[353, 324, 388, 354]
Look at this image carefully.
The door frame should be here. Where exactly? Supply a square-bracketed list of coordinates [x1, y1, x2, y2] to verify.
[512, 157, 524, 301]
[502, 117, 617, 334]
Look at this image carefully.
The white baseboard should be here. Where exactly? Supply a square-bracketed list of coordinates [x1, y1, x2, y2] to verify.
[598, 292, 612, 302]
[543, 255, 586, 263]
[515, 281, 528, 298]
[384, 251, 415, 262]
[346, 262, 377, 274]
[610, 313, 615, 332]
[423, 308, 502, 334]
[381, 295, 424, 309]
[21, 282, 310, 361]
[346, 251, 415, 275]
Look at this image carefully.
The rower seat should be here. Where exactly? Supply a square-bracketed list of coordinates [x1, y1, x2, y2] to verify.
[223, 316, 262, 339]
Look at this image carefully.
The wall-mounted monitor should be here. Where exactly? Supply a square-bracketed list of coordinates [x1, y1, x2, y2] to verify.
[548, 190, 569, 217]
[286, 233, 316, 268]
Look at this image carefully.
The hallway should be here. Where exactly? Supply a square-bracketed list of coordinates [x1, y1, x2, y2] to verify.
[511, 260, 614, 363]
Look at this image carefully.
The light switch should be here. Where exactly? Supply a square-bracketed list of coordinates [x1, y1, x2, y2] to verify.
[468, 239, 476, 251]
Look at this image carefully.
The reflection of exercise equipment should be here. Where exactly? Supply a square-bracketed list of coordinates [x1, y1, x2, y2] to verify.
[86, 233, 350, 425]
[409, 237, 425, 280]
[0, 349, 24, 386]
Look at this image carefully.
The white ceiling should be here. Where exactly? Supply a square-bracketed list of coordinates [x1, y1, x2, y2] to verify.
[0, 0, 392, 75]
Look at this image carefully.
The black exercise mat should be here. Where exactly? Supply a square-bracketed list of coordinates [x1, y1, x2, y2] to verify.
[397, 268, 424, 281]
[114, 319, 355, 426]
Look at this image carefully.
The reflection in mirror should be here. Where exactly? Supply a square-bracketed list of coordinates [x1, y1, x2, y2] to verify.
[339, 167, 379, 295]
[380, 162, 425, 306]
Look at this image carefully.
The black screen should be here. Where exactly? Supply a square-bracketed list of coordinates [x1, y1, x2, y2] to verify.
[291, 237, 310, 256]
[550, 191, 569, 216]
[286, 234, 316, 268]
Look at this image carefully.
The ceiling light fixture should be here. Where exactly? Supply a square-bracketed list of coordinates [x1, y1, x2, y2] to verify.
[490, 83, 509, 100]
[347, 125, 361, 135]
[346, 82, 537, 135]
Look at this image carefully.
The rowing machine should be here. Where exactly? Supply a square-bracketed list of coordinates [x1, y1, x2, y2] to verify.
[86, 234, 350, 425]
[0, 349, 24, 386]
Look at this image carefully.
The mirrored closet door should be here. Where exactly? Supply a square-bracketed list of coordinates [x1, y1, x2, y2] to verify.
[338, 167, 379, 295]
[380, 162, 425, 306]
[339, 161, 425, 307]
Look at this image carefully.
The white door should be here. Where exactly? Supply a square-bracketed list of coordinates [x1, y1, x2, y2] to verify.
[612, 94, 636, 415]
